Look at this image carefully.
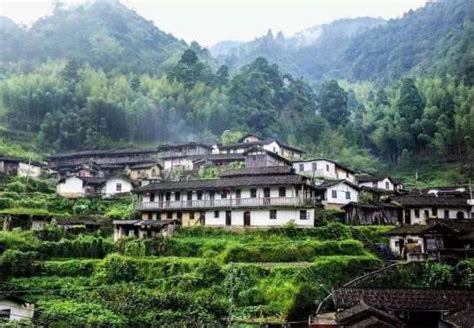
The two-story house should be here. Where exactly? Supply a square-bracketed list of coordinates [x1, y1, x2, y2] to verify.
[292, 159, 355, 183]
[356, 175, 400, 191]
[392, 195, 473, 224]
[132, 166, 320, 229]
[314, 179, 359, 209]
[212, 134, 305, 160]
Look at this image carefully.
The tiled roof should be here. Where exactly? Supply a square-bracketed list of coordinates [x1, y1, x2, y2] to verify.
[336, 300, 405, 327]
[334, 288, 474, 312]
[130, 162, 163, 169]
[292, 158, 355, 173]
[135, 167, 309, 193]
[219, 166, 294, 177]
[392, 195, 470, 207]
[314, 179, 359, 190]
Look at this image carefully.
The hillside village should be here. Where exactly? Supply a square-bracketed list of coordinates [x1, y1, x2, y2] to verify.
[2, 133, 474, 256]
[0, 0, 472, 326]
[1, 133, 473, 326]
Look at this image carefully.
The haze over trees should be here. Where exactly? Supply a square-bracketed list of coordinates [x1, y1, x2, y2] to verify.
[0, 0, 472, 181]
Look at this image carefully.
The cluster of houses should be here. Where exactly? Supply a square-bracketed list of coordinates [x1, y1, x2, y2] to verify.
[1, 134, 474, 256]
[1, 134, 473, 327]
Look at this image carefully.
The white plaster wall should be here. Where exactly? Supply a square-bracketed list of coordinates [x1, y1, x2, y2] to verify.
[336, 168, 355, 183]
[163, 158, 194, 170]
[204, 209, 314, 227]
[0, 300, 34, 321]
[17, 163, 42, 177]
[407, 207, 470, 224]
[57, 176, 84, 197]
[389, 235, 424, 256]
[103, 178, 132, 196]
[325, 183, 358, 205]
[293, 160, 337, 180]
[262, 141, 281, 155]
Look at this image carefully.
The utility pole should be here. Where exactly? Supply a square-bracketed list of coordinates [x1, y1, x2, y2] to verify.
[24, 153, 33, 191]
[228, 261, 234, 328]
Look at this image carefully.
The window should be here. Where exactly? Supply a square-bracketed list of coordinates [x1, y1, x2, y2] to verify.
[151, 169, 156, 176]
[444, 210, 449, 219]
[424, 210, 429, 218]
[270, 210, 277, 219]
[175, 192, 181, 201]
[432, 207, 437, 216]
[279, 187, 286, 197]
[165, 192, 171, 201]
[264, 188, 270, 198]
[331, 190, 337, 198]
[235, 189, 241, 198]
[299, 164, 304, 171]
[345, 191, 350, 200]
[346, 172, 349, 178]
[190, 212, 195, 220]
[167, 212, 173, 219]
[250, 188, 257, 198]
[214, 211, 220, 218]
[372, 182, 377, 188]
[312, 163, 317, 171]
[326, 164, 329, 171]
[221, 190, 228, 199]
[177, 212, 182, 220]
[300, 210, 309, 220]
[149, 193, 155, 202]
[197, 191, 203, 200]
[187, 191, 193, 200]
[116, 183, 122, 192]
[414, 209, 420, 218]
[385, 181, 390, 190]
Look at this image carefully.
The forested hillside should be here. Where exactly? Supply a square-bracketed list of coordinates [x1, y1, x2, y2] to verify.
[213, 0, 472, 84]
[0, 1, 213, 74]
[0, 0, 472, 184]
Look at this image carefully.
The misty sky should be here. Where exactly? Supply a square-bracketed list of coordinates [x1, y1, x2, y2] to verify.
[1, 0, 427, 47]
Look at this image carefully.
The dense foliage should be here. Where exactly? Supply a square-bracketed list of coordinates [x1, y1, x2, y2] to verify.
[0, 224, 388, 325]
[213, 0, 472, 84]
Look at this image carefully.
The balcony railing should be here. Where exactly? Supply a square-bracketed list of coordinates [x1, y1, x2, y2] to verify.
[136, 197, 319, 210]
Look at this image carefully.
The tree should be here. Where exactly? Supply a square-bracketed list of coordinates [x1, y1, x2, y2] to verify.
[318, 80, 349, 127]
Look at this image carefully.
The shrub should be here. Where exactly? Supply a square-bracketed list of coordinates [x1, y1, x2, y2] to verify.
[37, 299, 126, 327]
[0, 197, 14, 208]
[41, 259, 100, 277]
[5, 181, 27, 193]
[37, 236, 115, 258]
[0, 249, 39, 277]
[0, 230, 39, 253]
[222, 239, 365, 263]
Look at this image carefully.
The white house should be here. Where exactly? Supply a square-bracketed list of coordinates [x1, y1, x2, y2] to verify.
[100, 176, 133, 198]
[357, 175, 397, 191]
[0, 157, 42, 177]
[0, 296, 34, 322]
[131, 166, 320, 230]
[293, 159, 355, 183]
[392, 195, 473, 224]
[56, 176, 97, 198]
[314, 180, 359, 209]
[213, 134, 305, 160]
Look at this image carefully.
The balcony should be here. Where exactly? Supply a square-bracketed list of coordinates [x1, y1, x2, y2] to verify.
[135, 197, 319, 211]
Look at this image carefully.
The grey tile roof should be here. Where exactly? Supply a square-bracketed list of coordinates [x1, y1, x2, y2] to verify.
[134, 168, 309, 193]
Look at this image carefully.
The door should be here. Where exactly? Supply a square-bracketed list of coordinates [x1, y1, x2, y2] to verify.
[404, 210, 411, 224]
[225, 211, 232, 226]
[244, 211, 251, 227]
[398, 238, 405, 255]
[263, 188, 270, 205]
[209, 191, 215, 206]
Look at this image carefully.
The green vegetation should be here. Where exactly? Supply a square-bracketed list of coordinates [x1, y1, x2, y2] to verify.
[0, 224, 388, 325]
